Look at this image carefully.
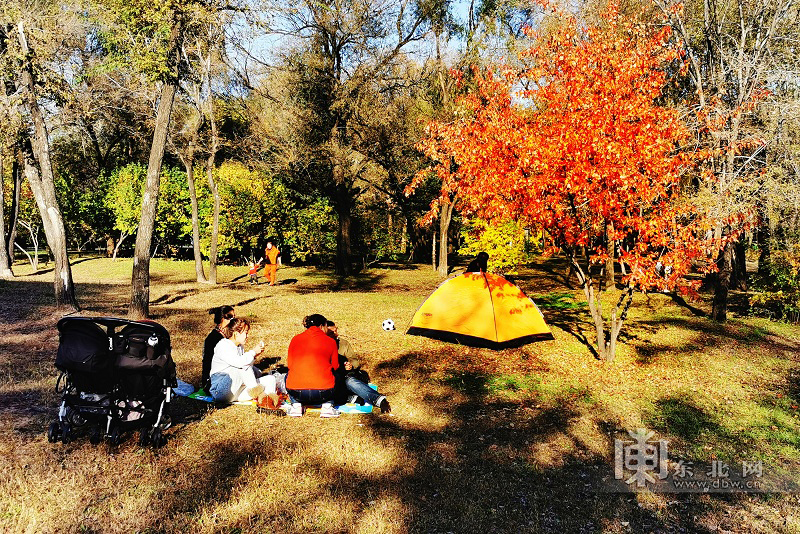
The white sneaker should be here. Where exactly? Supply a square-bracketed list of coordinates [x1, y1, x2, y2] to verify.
[288, 402, 303, 417]
[320, 402, 340, 418]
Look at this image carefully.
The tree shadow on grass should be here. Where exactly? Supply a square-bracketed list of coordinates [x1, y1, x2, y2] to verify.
[5, 347, 787, 533]
[646, 396, 724, 445]
[521, 256, 579, 292]
[633, 315, 800, 356]
[368, 352, 759, 532]
[372, 262, 425, 271]
[152, 288, 201, 305]
[536, 293, 599, 359]
[669, 293, 708, 318]
[272, 268, 389, 294]
[12, 256, 100, 277]
[3, 275, 796, 532]
[133, 350, 703, 533]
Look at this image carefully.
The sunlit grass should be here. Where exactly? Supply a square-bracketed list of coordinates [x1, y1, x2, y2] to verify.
[1, 256, 800, 531]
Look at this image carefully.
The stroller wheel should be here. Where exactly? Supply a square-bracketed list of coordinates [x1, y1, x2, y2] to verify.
[108, 426, 122, 446]
[61, 423, 72, 444]
[65, 407, 87, 427]
[138, 427, 150, 447]
[89, 426, 102, 445]
[150, 428, 167, 448]
[47, 422, 60, 443]
[158, 414, 172, 430]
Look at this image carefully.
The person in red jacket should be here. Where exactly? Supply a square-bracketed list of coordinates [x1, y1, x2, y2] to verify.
[285, 314, 340, 417]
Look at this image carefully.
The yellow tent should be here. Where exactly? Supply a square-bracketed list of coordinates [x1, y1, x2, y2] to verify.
[406, 272, 553, 349]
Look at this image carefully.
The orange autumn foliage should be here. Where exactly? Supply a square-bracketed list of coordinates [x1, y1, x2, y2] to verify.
[411, 1, 723, 295]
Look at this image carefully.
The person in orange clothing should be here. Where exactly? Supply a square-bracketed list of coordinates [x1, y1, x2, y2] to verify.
[263, 239, 281, 286]
[285, 314, 339, 417]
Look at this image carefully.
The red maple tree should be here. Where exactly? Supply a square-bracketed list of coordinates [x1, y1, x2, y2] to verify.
[410, 1, 731, 361]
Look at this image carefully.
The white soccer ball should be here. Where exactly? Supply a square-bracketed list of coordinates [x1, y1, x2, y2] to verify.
[382, 318, 396, 331]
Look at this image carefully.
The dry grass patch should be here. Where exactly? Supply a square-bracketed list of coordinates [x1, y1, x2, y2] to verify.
[1, 256, 800, 532]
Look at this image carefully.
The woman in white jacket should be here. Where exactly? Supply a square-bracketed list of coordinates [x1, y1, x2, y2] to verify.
[209, 317, 276, 403]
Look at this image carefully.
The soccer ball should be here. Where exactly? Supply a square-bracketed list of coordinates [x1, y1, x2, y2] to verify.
[382, 319, 396, 331]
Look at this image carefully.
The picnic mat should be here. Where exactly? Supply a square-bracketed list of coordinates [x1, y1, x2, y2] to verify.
[174, 378, 375, 412]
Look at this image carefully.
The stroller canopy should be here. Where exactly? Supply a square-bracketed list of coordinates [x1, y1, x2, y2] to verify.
[406, 272, 554, 350]
[56, 317, 175, 380]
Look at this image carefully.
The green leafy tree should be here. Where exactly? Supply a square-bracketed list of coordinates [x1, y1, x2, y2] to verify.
[459, 218, 531, 274]
[284, 198, 337, 265]
[156, 167, 192, 256]
[253, 0, 451, 276]
[55, 170, 115, 255]
[107, 164, 146, 259]
[96, 0, 239, 316]
[107, 163, 193, 258]
[211, 163, 294, 261]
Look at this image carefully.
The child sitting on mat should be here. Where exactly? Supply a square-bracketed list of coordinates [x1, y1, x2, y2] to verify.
[326, 320, 391, 414]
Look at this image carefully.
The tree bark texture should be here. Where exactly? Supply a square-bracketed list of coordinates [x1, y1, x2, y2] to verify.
[334, 182, 354, 276]
[0, 144, 14, 278]
[129, 21, 182, 319]
[437, 199, 454, 277]
[431, 230, 436, 270]
[757, 219, 770, 277]
[711, 238, 734, 321]
[185, 157, 207, 282]
[605, 223, 615, 290]
[206, 89, 219, 284]
[732, 237, 747, 290]
[17, 23, 78, 310]
[129, 80, 178, 318]
[7, 153, 21, 260]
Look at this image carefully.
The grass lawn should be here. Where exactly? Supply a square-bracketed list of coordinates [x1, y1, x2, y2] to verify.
[1, 256, 799, 533]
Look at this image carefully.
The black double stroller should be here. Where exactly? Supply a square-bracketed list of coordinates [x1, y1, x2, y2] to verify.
[47, 317, 177, 447]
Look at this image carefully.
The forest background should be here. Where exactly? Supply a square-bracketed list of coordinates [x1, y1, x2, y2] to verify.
[1, 0, 800, 327]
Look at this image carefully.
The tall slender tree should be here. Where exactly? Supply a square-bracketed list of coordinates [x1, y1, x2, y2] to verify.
[251, 0, 449, 275]
[0, 13, 80, 310]
[656, 0, 795, 321]
[97, 0, 193, 317]
[0, 144, 13, 278]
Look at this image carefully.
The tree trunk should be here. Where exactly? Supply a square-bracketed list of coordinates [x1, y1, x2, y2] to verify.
[0, 143, 14, 278]
[106, 236, 114, 257]
[437, 199, 454, 277]
[732, 236, 747, 290]
[129, 21, 182, 319]
[14, 239, 36, 272]
[7, 152, 21, 261]
[572, 256, 612, 361]
[184, 148, 207, 283]
[607, 287, 634, 362]
[334, 182, 354, 276]
[206, 90, 219, 284]
[431, 230, 436, 270]
[711, 237, 734, 321]
[399, 211, 420, 263]
[757, 218, 770, 277]
[16, 23, 78, 311]
[112, 231, 129, 260]
[605, 223, 615, 290]
[335, 211, 353, 275]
